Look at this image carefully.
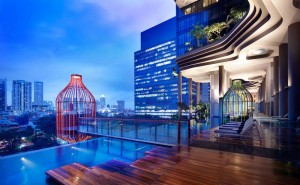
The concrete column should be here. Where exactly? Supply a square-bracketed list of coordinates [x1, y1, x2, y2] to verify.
[273, 57, 279, 116]
[261, 78, 266, 115]
[210, 71, 219, 127]
[188, 78, 193, 119]
[279, 43, 288, 117]
[288, 22, 300, 120]
[197, 82, 201, 103]
[178, 72, 182, 118]
[219, 66, 225, 98]
[219, 66, 225, 124]
[258, 85, 262, 112]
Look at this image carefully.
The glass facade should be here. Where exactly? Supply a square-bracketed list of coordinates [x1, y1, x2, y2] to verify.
[34, 81, 43, 106]
[12, 80, 32, 112]
[200, 82, 210, 103]
[0, 79, 6, 111]
[176, 0, 248, 56]
[134, 18, 195, 118]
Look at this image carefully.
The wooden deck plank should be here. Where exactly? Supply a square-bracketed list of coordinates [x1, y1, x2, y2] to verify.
[92, 166, 145, 185]
[46, 146, 300, 185]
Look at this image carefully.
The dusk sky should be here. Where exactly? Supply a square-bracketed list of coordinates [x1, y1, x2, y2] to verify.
[0, 0, 175, 109]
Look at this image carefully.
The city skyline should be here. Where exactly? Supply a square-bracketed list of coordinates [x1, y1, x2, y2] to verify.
[0, 0, 175, 109]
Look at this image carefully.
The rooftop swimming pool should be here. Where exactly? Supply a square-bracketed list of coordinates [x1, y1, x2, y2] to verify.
[0, 137, 157, 185]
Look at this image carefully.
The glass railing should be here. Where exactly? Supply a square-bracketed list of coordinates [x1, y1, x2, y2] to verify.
[78, 117, 191, 146]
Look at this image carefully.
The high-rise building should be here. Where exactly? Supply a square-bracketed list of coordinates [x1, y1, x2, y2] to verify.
[34, 81, 43, 106]
[100, 95, 106, 110]
[200, 83, 210, 103]
[0, 79, 7, 111]
[134, 17, 196, 118]
[117, 100, 125, 113]
[12, 80, 32, 112]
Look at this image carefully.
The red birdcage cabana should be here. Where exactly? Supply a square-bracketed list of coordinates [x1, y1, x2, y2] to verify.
[56, 74, 96, 143]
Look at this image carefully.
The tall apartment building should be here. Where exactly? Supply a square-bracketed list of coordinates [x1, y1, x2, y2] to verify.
[100, 95, 106, 109]
[12, 80, 32, 112]
[34, 81, 43, 106]
[134, 17, 197, 118]
[200, 83, 210, 103]
[0, 79, 7, 111]
[117, 100, 125, 113]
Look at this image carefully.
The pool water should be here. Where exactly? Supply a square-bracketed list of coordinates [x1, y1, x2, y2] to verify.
[0, 137, 157, 185]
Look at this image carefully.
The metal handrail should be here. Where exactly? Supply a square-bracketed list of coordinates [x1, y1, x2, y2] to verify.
[78, 117, 191, 146]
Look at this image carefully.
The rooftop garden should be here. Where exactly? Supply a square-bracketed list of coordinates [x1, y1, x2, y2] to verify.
[186, 8, 247, 51]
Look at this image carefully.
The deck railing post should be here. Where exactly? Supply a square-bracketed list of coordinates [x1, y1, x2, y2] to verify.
[135, 121, 138, 139]
[155, 122, 157, 142]
[120, 121, 123, 137]
[188, 120, 191, 144]
[107, 121, 110, 135]
[178, 121, 181, 145]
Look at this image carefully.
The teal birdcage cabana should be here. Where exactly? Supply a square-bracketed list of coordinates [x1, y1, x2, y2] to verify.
[222, 79, 253, 124]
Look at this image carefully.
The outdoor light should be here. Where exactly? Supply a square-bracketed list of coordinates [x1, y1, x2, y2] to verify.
[253, 49, 267, 55]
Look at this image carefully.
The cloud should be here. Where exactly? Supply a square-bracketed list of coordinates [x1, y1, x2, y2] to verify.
[0, 0, 176, 109]
[79, 0, 176, 35]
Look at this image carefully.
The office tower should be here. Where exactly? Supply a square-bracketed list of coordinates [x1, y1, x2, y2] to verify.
[95, 100, 100, 111]
[0, 79, 7, 111]
[12, 80, 32, 112]
[34, 81, 43, 106]
[117, 100, 125, 113]
[134, 17, 196, 118]
[200, 83, 210, 103]
[100, 95, 106, 110]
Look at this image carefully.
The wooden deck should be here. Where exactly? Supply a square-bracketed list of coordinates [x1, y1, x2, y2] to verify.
[46, 146, 300, 185]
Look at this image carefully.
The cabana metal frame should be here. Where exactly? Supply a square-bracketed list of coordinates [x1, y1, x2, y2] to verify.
[56, 74, 96, 143]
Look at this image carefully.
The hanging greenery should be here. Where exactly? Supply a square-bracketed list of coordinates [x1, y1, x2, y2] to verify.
[188, 7, 247, 51]
[190, 24, 206, 47]
[204, 22, 227, 43]
[226, 8, 247, 31]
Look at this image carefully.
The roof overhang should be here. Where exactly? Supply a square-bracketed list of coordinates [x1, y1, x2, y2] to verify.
[175, 0, 198, 8]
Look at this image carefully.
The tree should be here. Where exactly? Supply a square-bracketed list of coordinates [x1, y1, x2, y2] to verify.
[32, 137, 57, 149]
[226, 8, 247, 31]
[190, 24, 206, 47]
[0, 129, 20, 149]
[15, 113, 29, 125]
[185, 42, 193, 51]
[35, 115, 56, 138]
[204, 22, 227, 42]
[19, 127, 34, 138]
[177, 102, 189, 120]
